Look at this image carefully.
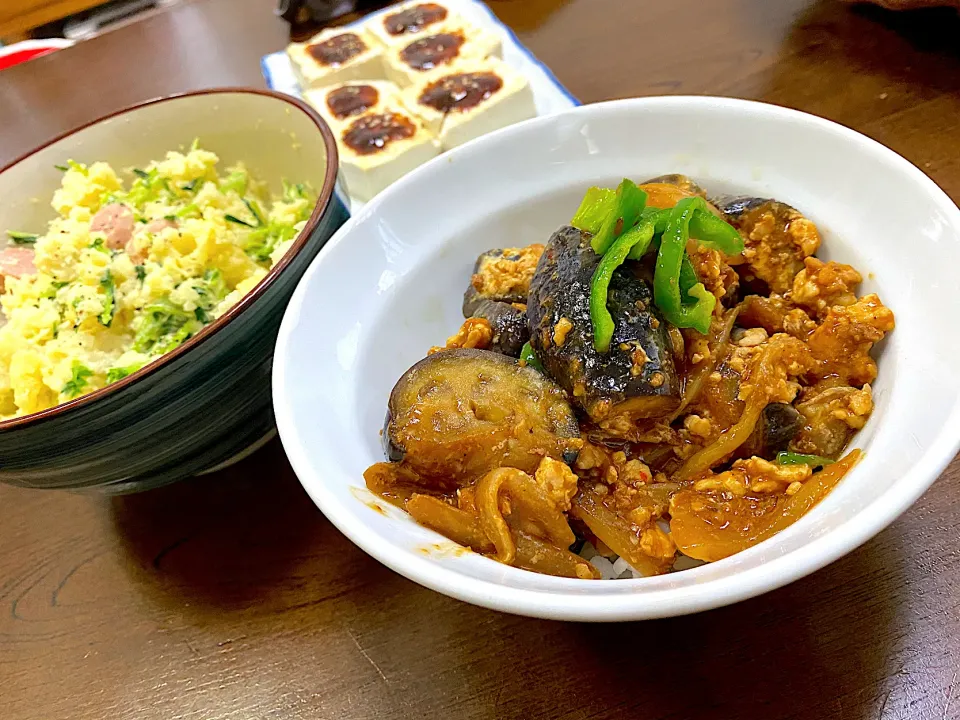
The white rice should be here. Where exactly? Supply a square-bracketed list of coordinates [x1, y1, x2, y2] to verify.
[577, 540, 706, 579]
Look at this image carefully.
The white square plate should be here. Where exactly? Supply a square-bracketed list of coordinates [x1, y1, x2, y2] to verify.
[261, 0, 579, 213]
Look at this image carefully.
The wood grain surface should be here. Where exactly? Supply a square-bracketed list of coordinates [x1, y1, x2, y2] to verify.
[3, 1, 960, 718]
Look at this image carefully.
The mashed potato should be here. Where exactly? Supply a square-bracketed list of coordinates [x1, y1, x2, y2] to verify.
[0, 145, 315, 417]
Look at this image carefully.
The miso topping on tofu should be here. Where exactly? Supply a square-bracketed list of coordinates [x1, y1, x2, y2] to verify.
[383, 3, 448, 36]
[327, 84, 380, 120]
[399, 31, 466, 71]
[418, 71, 504, 113]
[343, 113, 418, 155]
[307, 32, 367, 67]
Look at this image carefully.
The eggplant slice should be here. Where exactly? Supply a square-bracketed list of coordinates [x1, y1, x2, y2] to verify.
[462, 246, 542, 357]
[527, 226, 680, 432]
[641, 174, 708, 198]
[464, 247, 542, 307]
[737, 402, 802, 460]
[789, 384, 866, 459]
[712, 196, 821, 294]
[461, 297, 528, 357]
[381, 349, 581, 486]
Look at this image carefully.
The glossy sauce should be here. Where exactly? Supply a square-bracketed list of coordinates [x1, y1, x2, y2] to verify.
[326, 84, 379, 119]
[399, 32, 464, 71]
[307, 33, 366, 66]
[343, 113, 416, 155]
[419, 72, 503, 113]
[384, 3, 448, 36]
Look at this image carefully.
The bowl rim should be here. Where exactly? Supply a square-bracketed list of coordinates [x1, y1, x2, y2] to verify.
[0, 87, 339, 431]
[274, 94, 960, 621]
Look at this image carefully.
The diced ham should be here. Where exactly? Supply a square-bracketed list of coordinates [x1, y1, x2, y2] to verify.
[0, 246, 37, 277]
[145, 218, 177, 234]
[90, 203, 134, 251]
[0, 246, 37, 291]
[126, 218, 177, 264]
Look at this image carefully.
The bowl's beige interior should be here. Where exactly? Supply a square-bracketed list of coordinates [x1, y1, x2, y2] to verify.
[0, 91, 331, 240]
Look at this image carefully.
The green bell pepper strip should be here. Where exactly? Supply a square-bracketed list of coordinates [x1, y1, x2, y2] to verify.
[686, 200, 744, 255]
[652, 207, 671, 234]
[679, 283, 716, 334]
[775, 451, 835, 467]
[590, 221, 658, 352]
[654, 197, 717, 335]
[679, 253, 700, 299]
[571, 187, 616, 234]
[626, 208, 669, 260]
[590, 179, 647, 255]
[519, 342, 544, 372]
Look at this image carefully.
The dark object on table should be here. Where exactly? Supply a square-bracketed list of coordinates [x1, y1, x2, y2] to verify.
[277, 0, 377, 24]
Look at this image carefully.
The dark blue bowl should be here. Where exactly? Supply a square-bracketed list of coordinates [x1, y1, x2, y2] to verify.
[0, 88, 348, 492]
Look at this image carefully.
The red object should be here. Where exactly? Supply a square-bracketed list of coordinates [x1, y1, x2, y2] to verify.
[0, 41, 71, 72]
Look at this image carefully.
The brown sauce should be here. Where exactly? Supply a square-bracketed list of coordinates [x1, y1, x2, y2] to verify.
[419, 72, 503, 113]
[399, 32, 465, 71]
[326, 84, 379, 120]
[384, 3, 448, 36]
[307, 33, 366, 67]
[343, 113, 416, 155]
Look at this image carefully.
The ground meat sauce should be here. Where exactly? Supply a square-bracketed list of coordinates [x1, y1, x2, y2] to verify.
[419, 71, 503, 113]
[363, 173, 896, 579]
[399, 32, 465, 71]
[307, 33, 366, 66]
[383, 3, 448, 35]
[327, 84, 379, 120]
[343, 113, 416, 155]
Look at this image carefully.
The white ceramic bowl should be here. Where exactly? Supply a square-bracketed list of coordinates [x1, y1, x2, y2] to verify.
[273, 96, 960, 621]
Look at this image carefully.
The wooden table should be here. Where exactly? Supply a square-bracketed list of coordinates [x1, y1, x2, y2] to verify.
[3, 1, 960, 717]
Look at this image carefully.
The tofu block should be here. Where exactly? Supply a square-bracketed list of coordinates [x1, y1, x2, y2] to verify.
[382, 23, 502, 87]
[337, 106, 440, 201]
[287, 27, 384, 90]
[304, 80, 406, 133]
[367, 2, 457, 47]
[402, 58, 536, 149]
